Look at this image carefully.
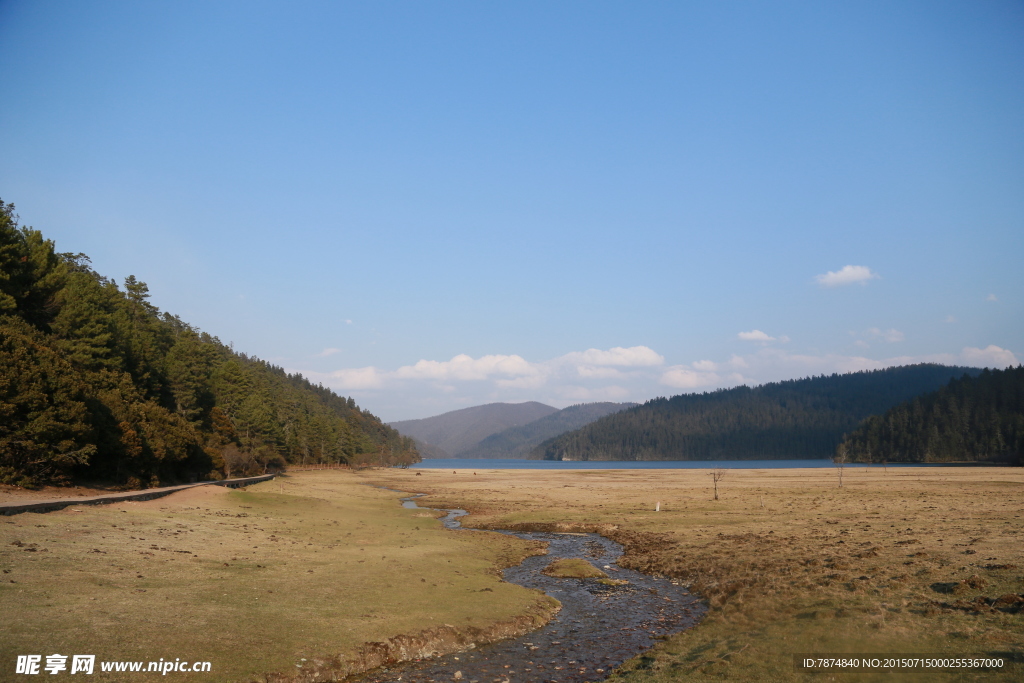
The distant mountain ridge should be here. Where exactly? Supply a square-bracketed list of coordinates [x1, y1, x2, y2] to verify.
[530, 364, 982, 461]
[458, 402, 638, 459]
[390, 402, 558, 457]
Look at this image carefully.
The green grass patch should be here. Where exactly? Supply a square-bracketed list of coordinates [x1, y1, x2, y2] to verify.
[542, 557, 608, 579]
[597, 578, 630, 586]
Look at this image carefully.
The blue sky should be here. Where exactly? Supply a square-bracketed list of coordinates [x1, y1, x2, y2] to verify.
[1, 1, 1021, 420]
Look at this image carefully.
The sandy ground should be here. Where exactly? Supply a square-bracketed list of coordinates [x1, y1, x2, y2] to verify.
[0, 483, 126, 503]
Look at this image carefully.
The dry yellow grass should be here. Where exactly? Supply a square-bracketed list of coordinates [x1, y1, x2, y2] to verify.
[0, 472, 554, 682]
[367, 465, 1024, 682]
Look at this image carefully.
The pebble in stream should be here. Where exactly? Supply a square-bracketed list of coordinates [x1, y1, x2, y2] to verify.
[355, 497, 706, 683]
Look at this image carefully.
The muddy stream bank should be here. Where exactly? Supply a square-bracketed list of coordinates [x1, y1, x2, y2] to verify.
[353, 493, 706, 683]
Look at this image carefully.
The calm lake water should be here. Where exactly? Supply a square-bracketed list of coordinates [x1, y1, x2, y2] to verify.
[411, 458, 945, 470]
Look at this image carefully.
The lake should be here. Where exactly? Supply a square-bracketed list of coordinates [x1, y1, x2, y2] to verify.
[411, 458, 945, 470]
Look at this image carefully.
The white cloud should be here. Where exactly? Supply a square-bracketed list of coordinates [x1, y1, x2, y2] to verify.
[660, 365, 720, 389]
[986, 294, 998, 302]
[298, 341, 1019, 420]
[315, 347, 342, 357]
[727, 355, 748, 369]
[866, 327, 905, 343]
[345, 319, 353, 324]
[394, 353, 539, 381]
[576, 366, 624, 379]
[300, 345, 668, 417]
[377, 346, 666, 389]
[944, 315, 957, 323]
[815, 265, 880, 288]
[327, 366, 384, 389]
[722, 347, 893, 378]
[560, 346, 665, 367]
[961, 345, 1018, 368]
[738, 329, 776, 342]
[555, 385, 633, 402]
[495, 374, 549, 390]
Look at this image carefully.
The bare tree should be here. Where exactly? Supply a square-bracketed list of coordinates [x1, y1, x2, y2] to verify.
[833, 444, 848, 488]
[708, 468, 728, 500]
[222, 444, 251, 479]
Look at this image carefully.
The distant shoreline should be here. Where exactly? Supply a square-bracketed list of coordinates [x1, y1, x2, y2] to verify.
[411, 457, 1016, 470]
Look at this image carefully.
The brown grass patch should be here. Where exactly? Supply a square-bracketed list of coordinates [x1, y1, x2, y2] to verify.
[0, 471, 556, 681]
[368, 465, 1024, 682]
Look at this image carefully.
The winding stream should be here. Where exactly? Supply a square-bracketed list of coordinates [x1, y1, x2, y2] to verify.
[356, 493, 706, 683]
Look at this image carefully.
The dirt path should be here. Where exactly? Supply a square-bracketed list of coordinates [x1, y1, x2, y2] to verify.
[0, 474, 276, 515]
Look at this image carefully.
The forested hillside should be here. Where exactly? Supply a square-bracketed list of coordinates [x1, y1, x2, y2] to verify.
[839, 366, 1023, 463]
[0, 200, 416, 488]
[459, 402, 636, 459]
[531, 365, 980, 461]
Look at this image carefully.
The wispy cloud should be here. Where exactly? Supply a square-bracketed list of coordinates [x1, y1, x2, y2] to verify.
[659, 359, 746, 389]
[313, 346, 665, 394]
[327, 366, 384, 389]
[851, 327, 905, 349]
[815, 265, 880, 288]
[560, 346, 665, 367]
[314, 347, 343, 357]
[738, 329, 774, 342]
[961, 345, 1018, 368]
[296, 342, 1018, 420]
[987, 294, 998, 302]
[737, 329, 788, 343]
[393, 353, 538, 381]
[866, 327, 904, 343]
[660, 365, 721, 389]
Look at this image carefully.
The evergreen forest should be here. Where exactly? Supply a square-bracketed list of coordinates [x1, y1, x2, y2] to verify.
[838, 365, 1023, 464]
[530, 365, 981, 462]
[0, 200, 417, 488]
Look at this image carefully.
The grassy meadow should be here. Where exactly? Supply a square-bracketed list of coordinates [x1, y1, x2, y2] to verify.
[2, 466, 1021, 682]
[367, 465, 1024, 682]
[0, 473, 554, 682]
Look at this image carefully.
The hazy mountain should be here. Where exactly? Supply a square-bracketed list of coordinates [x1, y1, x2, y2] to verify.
[390, 401, 557, 457]
[531, 364, 982, 461]
[407, 439, 452, 460]
[459, 402, 637, 459]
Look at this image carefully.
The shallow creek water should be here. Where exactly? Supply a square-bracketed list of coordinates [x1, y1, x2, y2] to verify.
[355, 493, 706, 683]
